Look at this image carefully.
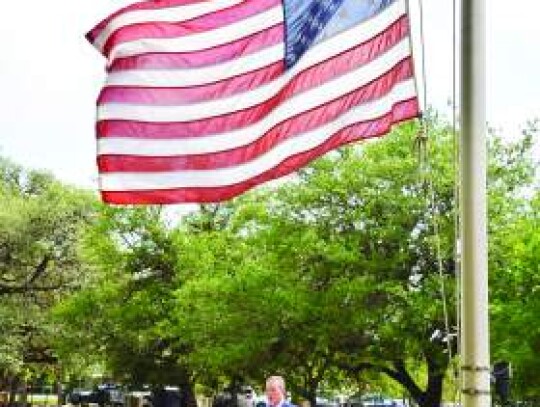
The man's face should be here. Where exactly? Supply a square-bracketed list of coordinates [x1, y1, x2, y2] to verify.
[266, 383, 283, 406]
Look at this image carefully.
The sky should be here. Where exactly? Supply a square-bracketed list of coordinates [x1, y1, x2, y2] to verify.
[0, 0, 538, 191]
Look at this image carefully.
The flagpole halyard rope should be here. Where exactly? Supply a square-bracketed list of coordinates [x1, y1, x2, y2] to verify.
[416, 0, 428, 114]
[452, 0, 463, 403]
[414, 0, 460, 397]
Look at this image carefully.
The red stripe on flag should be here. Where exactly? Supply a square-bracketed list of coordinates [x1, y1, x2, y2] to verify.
[87, 0, 208, 45]
[108, 24, 284, 72]
[102, 0, 280, 58]
[97, 59, 414, 172]
[100, 98, 419, 204]
[97, 16, 409, 139]
[98, 62, 284, 105]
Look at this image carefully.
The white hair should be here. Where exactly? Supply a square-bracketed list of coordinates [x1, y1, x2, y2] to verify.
[266, 376, 286, 395]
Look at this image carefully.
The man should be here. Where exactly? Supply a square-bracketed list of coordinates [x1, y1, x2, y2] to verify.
[265, 376, 294, 407]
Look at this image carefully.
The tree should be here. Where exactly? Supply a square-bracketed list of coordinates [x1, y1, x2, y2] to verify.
[168, 120, 456, 406]
[0, 157, 96, 399]
[50, 118, 539, 406]
[488, 123, 540, 398]
[171, 118, 538, 407]
[259, 121, 455, 407]
[0, 158, 95, 297]
[54, 206, 199, 407]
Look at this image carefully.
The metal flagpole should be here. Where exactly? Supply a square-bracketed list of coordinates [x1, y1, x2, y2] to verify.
[459, 0, 491, 406]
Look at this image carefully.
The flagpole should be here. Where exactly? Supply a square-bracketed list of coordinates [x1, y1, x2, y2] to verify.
[460, 0, 491, 406]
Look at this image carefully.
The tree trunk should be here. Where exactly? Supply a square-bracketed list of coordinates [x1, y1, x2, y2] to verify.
[56, 377, 64, 407]
[417, 373, 444, 407]
[381, 357, 446, 407]
[338, 354, 448, 407]
[20, 379, 27, 407]
[178, 377, 197, 407]
[297, 376, 318, 407]
[8, 376, 19, 406]
[417, 351, 446, 407]
[306, 392, 317, 407]
[383, 361, 425, 405]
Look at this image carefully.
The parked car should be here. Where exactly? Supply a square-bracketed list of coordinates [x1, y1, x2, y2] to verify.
[213, 386, 257, 407]
[126, 390, 153, 407]
[346, 394, 396, 407]
[316, 397, 340, 407]
[148, 386, 181, 407]
[96, 384, 125, 406]
[68, 384, 125, 407]
[68, 388, 94, 405]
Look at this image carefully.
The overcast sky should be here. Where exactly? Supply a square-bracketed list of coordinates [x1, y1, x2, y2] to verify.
[0, 0, 538, 190]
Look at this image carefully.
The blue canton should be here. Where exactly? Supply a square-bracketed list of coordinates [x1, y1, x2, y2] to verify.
[283, 0, 397, 68]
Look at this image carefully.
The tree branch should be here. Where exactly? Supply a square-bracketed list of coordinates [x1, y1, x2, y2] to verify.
[26, 255, 51, 285]
[0, 255, 54, 295]
[337, 360, 425, 404]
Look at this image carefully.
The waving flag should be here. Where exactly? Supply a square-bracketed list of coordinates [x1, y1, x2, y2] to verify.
[88, 0, 419, 204]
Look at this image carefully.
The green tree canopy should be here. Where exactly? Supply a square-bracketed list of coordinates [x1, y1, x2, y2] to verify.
[51, 118, 539, 405]
[0, 157, 96, 389]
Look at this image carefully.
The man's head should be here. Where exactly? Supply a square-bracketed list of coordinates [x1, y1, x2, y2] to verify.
[265, 376, 286, 407]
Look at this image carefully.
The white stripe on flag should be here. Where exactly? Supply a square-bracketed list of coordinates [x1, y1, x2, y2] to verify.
[93, 0, 244, 51]
[99, 79, 416, 191]
[106, 44, 284, 88]
[109, 6, 284, 60]
[98, 38, 411, 123]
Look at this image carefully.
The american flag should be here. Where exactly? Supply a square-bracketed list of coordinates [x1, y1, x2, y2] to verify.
[88, 0, 419, 204]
